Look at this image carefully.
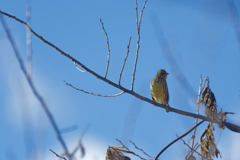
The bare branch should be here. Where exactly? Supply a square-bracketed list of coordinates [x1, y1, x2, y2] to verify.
[190, 76, 202, 149]
[180, 139, 204, 159]
[186, 143, 200, 158]
[119, 36, 132, 86]
[116, 139, 147, 160]
[1, 11, 240, 132]
[64, 80, 124, 97]
[116, 139, 130, 151]
[0, 12, 70, 158]
[138, 0, 148, 28]
[131, 0, 148, 91]
[130, 140, 155, 159]
[74, 62, 87, 72]
[100, 18, 110, 78]
[49, 149, 67, 160]
[155, 120, 204, 160]
[135, 0, 138, 28]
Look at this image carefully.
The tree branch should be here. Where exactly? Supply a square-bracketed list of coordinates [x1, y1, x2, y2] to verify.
[64, 81, 124, 97]
[100, 18, 110, 78]
[180, 139, 204, 159]
[119, 36, 132, 86]
[130, 140, 155, 159]
[116, 139, 147, 160]
[131, 0, 148, 91]
[74, 62, 87, 72]
[155, 120, 204, 160]
[0, 11, 70, 158]
[190, 76, 203, 150]
[1, 10, 240, 133]
[50, 149, 67, 160]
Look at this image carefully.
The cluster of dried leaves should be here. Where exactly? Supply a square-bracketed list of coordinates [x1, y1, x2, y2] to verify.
[200, 123, 221, 160]
[198, 85, 217, 117]
[198, 84, 221, 159]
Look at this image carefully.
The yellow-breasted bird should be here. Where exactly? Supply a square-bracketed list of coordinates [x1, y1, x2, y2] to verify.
[150, 69, 169, 106]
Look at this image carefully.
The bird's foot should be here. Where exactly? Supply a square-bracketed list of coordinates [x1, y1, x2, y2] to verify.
[152, 100, 157, 107]
[164, 103, 170, 113]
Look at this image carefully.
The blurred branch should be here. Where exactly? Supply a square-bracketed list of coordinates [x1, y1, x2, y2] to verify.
[70, 124, 90, 158]
[1, 10, 240, 132]
[119, 36, 132, 86]
[0, 12, 70, 158]
[50, 149, 67, 160]
[150, 11, 196, 98]
[131, 0, 148, 91]
[60, 125, 78, 134]
[229, 0, 240, 53]
[25, 0, 32, 78]
[100, 18, 110, 78]
[64, 80, 124, 97]
[155, 120, 204, 160]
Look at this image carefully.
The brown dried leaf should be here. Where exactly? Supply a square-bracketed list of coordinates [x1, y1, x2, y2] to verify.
[106, 146, 131, 160]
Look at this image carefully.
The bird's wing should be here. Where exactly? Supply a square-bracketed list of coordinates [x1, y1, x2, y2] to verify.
[150, 82, 155, 101]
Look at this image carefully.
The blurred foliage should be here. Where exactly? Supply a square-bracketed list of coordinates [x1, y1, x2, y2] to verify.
[198, 83, 222, 159]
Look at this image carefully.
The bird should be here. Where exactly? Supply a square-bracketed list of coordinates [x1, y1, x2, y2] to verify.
[150, 69, 169, 107]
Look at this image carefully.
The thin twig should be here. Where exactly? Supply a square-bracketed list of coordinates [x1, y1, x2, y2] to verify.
[200, 78, 207, 95]
[130, 140, 155, 159]
[180, 139, 205, 159]
[25, 0, 32, 78]
[135, 0, 138, 28]
[119, 36, 132, 86]
[116, 139, 130, 151]
[186, 143, 198, 158]
[116, 139, 147, 160]
[138, 0, 148, 30]
[1, 11, 240, 132]
[100, 18, 110, 78]
[186, 144, 200, 159]
[155, 120, 204, 160]
[131, 0, 148, 91]
[74, 62, 86, 72]
[0, 12, 70, 158]
[64, 80, 124, 97]
[50, 149, 67, 160]
[191, 76, 202, 149]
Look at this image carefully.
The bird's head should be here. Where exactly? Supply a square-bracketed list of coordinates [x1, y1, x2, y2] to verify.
[156, 69, 169, 79]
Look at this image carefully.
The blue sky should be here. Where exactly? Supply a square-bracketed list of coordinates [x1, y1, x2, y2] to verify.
[1, 0, 240, 160]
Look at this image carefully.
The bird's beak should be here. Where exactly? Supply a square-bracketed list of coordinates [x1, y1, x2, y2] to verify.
[166, 73, 169, 75]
